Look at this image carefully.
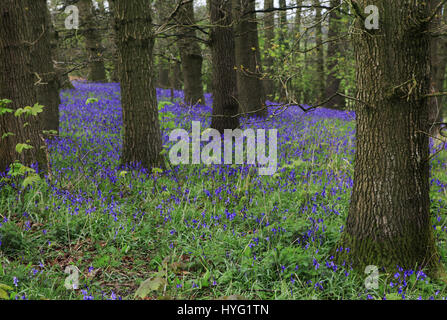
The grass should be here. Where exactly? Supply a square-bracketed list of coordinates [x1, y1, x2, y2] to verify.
[0, 83, 447, 300]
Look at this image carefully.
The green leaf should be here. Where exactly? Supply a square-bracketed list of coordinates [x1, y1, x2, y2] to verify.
[1, 132, 14, 139]
[164, 121, 175, 129]
[30, 103, 44, 116]
[0, 283, 13, 291]
[14, 108, 25, 117]
[152, 168, 163, 175]
[85, 97, 99, 105]
[8, 162, 35, 177]
[0, 107, 13, 115]
[0, 99, 12, 106]
[0, 283, 12, 300]
[0, 288, 9, 300]
[22, 174, 41, 188]
[42, 130, 58, 135]
[134, 277, 167, 299]
[119, 170, 128, 178]
[200, 270, 211, 288]
[15, 143, 33, 154]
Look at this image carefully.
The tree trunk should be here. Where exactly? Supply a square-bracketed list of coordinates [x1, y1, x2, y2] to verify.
[210, 0, 239, 133]
[429, 1, 447, 133]
[313, 0, 325, 102]
[232, 0, 267, 117]
[48, 5, 74, 90]
[263, 0, 275, 100]
[435, 21, 447, 122]
[278, 0, 288, 35]
[178, 0, 205, 105]
[0, 0, 47, 172]
[324, 0, 345, 109]
[27, 0, 61, 134]
[79, 0, 107, 82]
[157, 64, 170, 89]
[336, 0, 441, 274]
[292, 0, 303, 103]
[114, 0, 164, 169]
[170, 60, 182, 91]
[107, 0, 120, 83]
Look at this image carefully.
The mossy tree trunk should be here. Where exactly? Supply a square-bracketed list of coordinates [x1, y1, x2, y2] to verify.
[210, 0, 239, 133]
[336, 0, 442, 275]
[232, 0, 267, 117]
[113, 0, 164, 169]
[0, 0, 47, 172]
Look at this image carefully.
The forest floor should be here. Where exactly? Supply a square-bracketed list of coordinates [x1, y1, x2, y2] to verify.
[1, 82, 447, 300]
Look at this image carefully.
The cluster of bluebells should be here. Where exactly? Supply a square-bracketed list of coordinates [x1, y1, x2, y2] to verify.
[0, 82, 446, 299]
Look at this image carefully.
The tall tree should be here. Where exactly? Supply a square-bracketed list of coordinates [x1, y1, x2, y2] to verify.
[313, 0, 325, 102]
[154, 0, 172, 90]
[106, 0, 120, 82]
[27, 0, 61, 134]
[0, 0, 47, 172]
[48, 0, 75, 90]
[232, 0, 267, 117]
[263, 0, 275, 100]
[278, 0, 288, 43]
[336, 0, 442, 275]
[429, 0, 447, 133]
[178, 0, 205, 105]
[210, 0, 239, 133]
[435, 6, 447, 122]
[79, 0, 107, 82]
[277, 0, 290, 101]
[113, 0, 164, 169]
[324, 0, 345, 109]
[292, 0, 303, 103]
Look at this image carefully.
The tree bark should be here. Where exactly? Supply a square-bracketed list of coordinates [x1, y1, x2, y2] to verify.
[292, 0, 303, 103]
[210, 0, 239, 133]
[336, 0, 441, 274]
[263, 0, 275, 100]
[27, 0, 61, 134]
[313, 0, 325, 102]
[170, 60, 182, 91]
[324, 0, 345, 109]
[429, 0, 447, 133]
[113, 0, 164, 169]
[154, 0, 173, 90]
[232, 0, 267, 117]
[0, 0, 47, 172]
[178, 0, 205, 105]
[79, 0, 107, 82]
[278, 0, 288, 43]
[107, 0, 120, 82]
